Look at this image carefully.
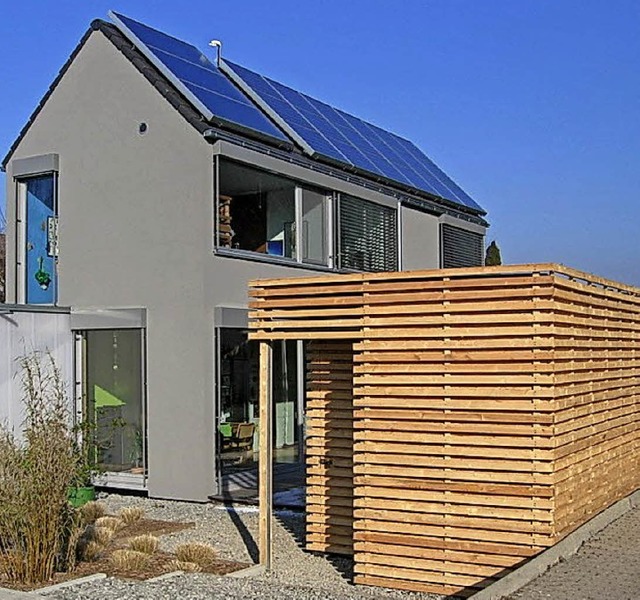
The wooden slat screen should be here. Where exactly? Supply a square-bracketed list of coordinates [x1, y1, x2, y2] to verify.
[249, 264, 640, 597]
[305, 341, 355, 555]
[550, 275, 640, 539]
[350, 271, 555, 597]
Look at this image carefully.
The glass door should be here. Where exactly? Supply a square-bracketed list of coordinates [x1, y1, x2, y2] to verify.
[81, 329, 146, 476]
[216, 329, 304, 482]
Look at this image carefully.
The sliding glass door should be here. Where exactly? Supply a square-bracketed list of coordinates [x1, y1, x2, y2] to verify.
[217, 328, 303, 476]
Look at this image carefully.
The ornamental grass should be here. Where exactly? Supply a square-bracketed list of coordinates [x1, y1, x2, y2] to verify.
[0, 353, 83, 584]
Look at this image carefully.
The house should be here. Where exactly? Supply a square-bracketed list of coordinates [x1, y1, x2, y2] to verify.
[1, 12, 488, 502]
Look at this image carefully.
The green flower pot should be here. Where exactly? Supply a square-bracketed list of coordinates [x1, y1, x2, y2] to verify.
[68, 485, 96, 507]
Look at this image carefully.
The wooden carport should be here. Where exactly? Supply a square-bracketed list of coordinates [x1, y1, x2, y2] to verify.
[249, 264, 640, 597]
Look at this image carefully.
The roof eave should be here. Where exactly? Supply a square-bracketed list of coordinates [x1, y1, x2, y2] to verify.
[311, 151, 487, 219]
[1, 19, 293, 173]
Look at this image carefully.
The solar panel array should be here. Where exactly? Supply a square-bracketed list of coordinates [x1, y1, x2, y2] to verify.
[110, 13, 482, 213]
[110, 12, 289, 143]
[223, 60, 482, 211]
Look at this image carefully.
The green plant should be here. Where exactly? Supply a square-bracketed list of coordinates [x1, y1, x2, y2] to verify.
[485, 240, 502, 266]
[128, 426, 144, 469]
[71, 417, 100, 487]
[0, 352, 82, 584]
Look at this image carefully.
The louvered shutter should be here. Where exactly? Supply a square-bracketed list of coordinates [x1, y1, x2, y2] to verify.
[339, 196, 398, 272]
[440, 224, 484, 268]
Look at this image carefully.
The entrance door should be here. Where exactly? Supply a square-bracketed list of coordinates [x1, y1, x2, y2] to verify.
[18, 175, 57, 304]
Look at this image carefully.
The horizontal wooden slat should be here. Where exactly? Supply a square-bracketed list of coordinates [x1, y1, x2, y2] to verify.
[250, 264, 640, 595]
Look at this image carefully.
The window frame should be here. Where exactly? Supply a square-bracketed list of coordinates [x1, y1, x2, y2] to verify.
[213, 155, 400, 274]
[215, 157, 335, 269]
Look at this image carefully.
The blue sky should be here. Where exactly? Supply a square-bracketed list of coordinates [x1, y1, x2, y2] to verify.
[1, 1, 638, 284]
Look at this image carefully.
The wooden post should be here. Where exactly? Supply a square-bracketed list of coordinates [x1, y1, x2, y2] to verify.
[259, 341, 273, 569]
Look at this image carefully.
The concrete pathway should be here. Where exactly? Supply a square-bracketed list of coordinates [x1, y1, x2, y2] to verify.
[0, 589, 40, 599]
[509, 503, 640, 600]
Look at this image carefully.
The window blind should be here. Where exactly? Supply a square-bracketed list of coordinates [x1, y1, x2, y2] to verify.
[339, 195, 398, 272]
[440, 223, 484, 268]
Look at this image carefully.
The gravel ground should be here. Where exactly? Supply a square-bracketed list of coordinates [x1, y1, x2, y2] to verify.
[40, 494, 438, 600]
[508, 505, 640, 600]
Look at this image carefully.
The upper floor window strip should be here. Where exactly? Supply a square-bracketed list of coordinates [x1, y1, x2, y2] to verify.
[215, 157, 398, 274]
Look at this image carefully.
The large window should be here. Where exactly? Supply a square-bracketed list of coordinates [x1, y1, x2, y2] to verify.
[217, 328, 302, 477]
[82, 329, 146, 475]
[216, 158, 400, 273]
[339, 195, 398, 272]
[218, 159, 329, 266]
[16, 174, 58, 304]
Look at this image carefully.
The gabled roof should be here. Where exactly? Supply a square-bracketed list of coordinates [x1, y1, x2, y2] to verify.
[3, 13, 486, 218]
[1, 19, 217, 171]
[222, 59, 482, 212]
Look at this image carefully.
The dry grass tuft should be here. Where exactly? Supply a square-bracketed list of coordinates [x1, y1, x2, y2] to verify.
[128, 534, 159, 555]
[119, 506, 145, 525]
[109, 549, 150, 571]
[94, 516, 124, 532]
[92, 526, 114, 546]
[170, 560, 202, 573]
[175, 542, 217, 566]
[81, 501, 106, 524]
[82, 541, 104, 562]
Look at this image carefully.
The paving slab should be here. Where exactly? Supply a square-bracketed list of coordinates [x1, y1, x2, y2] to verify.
[508, 503, 640, 600]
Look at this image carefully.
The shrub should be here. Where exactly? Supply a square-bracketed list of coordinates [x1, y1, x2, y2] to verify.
[128, 534, 158, 555]
[110, 549, 150, 571]
[94, 516, 124, 532]
[82, 541, 104, 562]
[175, 542, 217, 567]
[119, 506, 144, 525]
[170, 560, 202, 573]
[0, 352, 82, 584]
[92, 526, 114, 546]
[81, 501, 106, 524]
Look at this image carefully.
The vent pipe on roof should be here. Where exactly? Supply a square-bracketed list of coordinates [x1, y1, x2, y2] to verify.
[209, 40, 222, 66]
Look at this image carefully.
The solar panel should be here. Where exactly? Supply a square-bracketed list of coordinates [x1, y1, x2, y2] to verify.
[222, 60, 483, 212]
[109, 12, 289, 144]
